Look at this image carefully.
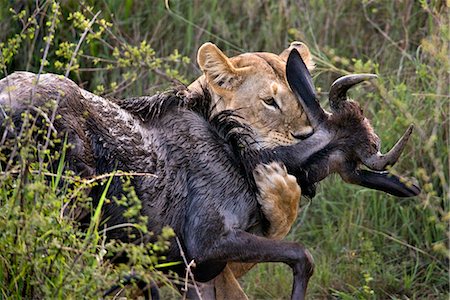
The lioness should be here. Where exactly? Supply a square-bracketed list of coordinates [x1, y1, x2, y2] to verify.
[186, 42, 315, 299]
[191, 42, 315, 237]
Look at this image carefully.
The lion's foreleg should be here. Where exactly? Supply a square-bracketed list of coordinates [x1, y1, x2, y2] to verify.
[212, 162, 302, 299]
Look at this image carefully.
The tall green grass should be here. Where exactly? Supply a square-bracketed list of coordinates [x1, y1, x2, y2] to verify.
[0, 0, 448, 298]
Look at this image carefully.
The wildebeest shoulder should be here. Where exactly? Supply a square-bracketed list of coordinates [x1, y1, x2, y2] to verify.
[89, 89, 267, 259]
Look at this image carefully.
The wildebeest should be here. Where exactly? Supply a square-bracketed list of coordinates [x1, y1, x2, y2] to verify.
[0, 47, 420, 299]
[1, 42, 318, 299]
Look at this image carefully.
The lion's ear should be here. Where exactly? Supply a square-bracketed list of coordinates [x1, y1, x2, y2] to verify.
[197, 42, 248, 95]
[280, 41, 315, 71]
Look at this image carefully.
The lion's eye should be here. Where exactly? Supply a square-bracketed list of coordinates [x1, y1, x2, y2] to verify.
[263, 97, 280, 110]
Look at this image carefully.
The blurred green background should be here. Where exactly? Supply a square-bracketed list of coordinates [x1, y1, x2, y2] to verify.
[0, 0, 448, 299]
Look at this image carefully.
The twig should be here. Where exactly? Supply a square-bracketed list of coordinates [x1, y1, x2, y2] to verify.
[42, 10, 102, 155]
[1, 169, 157, 183]
[362, 3, 413, 62]
[100, 222, 145, 245]
[164, 0, 244, 52]
[34, 2, 59, 94]
[175, 236, 203, 300]
[103, 70, 146, 97]
[0, 49, 11, 122]
[66, 11, 102, 79]
[25, 1, 49, 70]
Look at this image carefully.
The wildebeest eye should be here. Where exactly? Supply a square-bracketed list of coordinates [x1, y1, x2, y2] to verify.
[263, 97, 280, 110]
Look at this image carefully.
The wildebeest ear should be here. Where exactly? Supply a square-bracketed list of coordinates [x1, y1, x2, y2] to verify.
[197, 42, 250, 95]
[286, 48, 327, 128]
[280, 41, 315, 71]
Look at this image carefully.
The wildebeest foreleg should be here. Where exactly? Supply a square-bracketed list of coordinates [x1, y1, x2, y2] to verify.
[190, 230, 314, 300]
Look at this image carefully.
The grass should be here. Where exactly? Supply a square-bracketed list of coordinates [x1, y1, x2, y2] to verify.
[0, 0, 448, 298]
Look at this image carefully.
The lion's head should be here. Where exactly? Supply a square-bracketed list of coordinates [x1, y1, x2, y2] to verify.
[188, 42, 315, 148]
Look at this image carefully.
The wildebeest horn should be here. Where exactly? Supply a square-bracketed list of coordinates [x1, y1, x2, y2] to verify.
[286, 49, 327, 128]
[361, 124, 414, 171]
[329, 74, 378, 111]
[341, 169, 421, 197]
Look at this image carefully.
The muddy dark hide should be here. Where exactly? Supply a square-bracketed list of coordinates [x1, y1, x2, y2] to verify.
[0, 85, 93, 178]
[0, 78, 282, 280]
[95, 91, 269, 254]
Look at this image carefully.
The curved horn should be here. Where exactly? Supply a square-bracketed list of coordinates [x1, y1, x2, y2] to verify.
[286, 49, 327, 127]
[361, 124, 414, 171]
[329, 74, 377, 111]
[342, 169, 420, 197]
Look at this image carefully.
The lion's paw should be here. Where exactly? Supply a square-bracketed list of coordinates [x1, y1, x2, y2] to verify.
[253, 162, 301, 239]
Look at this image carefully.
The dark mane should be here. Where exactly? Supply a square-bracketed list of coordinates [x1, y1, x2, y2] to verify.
[115, 87, 260, 191]
[114, 88, 189, 122]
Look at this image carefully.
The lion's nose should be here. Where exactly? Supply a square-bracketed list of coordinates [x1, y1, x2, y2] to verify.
[290, 126, 313, 140]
